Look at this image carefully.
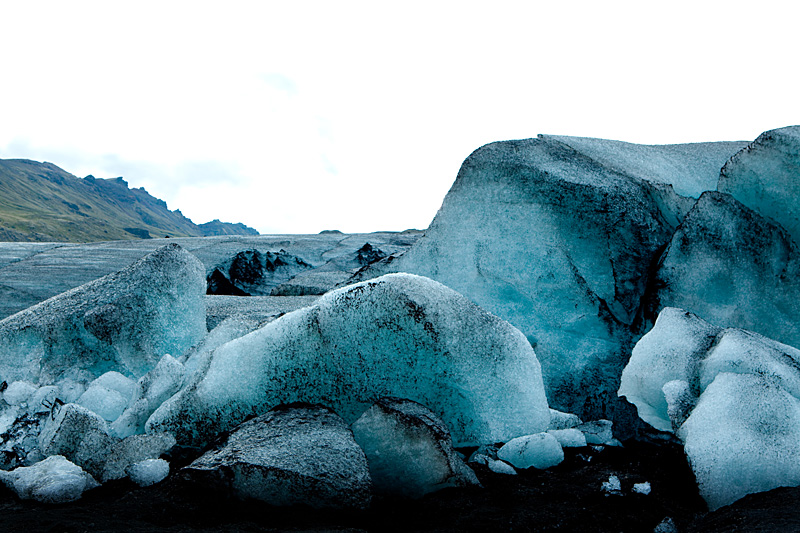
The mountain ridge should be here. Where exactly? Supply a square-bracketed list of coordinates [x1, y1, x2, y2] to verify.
[0, 158, 259, 242]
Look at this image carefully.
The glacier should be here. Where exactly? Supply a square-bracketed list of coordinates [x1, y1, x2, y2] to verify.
[147, 273, 551, 447]
[367, 134, 746, 422]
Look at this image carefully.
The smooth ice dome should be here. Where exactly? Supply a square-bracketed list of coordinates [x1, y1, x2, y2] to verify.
[127, 458, 169, 487]
[0, 244, 206, 384]
[619, 307, 800, 509]
[0, 455, 98, 503]
[497, 433, 564, 470]
[148, 273, 550, 447]
[351, 398, 479, 497]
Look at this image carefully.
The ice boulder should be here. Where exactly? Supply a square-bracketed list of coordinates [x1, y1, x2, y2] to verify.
[0, 455, 98, 503]
[2, 381, 37, 406]
[147, 273, 550, 447]
[127, 458, 169, 487]
[183, 404, 371, 510]
[370, 135, 744, 421]
[619, 307, 800, 509]
[351, 397, 479, 497]
[497, 432, 564, 470]
[718, 126, 800, 244]
[38, 403, 113, 479]
[652, 191, 800, 349]
[0, 244, 206, 385]
[76, 372, 136, 422]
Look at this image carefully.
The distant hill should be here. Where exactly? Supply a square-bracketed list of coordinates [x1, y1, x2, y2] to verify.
[0, 159, 259, 242]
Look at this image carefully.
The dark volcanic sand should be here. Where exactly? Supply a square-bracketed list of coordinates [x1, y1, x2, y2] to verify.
[0, 440, 716, 533]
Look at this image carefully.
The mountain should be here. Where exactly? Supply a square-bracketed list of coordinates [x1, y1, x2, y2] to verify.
[0, 159, 259, 242]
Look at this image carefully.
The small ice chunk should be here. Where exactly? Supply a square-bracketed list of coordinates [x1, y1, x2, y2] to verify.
[56, 379, 86, 404]
[654, 517, 678, 533]
[0, 455, 99, 503]
[601, 474, 621, 494]
[548, 408, 582, 430]
[77, 386, 127, 422]
[497, 433, 564, 470]
[548, 428, 587, 448]
[3, 381, 37, 406]
[90, 372, 136, 401]
[127, 458, 169, 487]
[487, 459, 517, 475]
[578, 420, 614, 445]
[29, 386, 59, 415]
[633, 481, 651, 495]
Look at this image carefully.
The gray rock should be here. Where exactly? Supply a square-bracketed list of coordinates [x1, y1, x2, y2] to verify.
[351, 398, 480, 498]
[652, 191, 800, 348]
[184, 404, 371, 510]
[0, 244, 206, 384]
[101, 433, 175, 482]
[38, 403, 112, 479]
[718, 126, 800, 244]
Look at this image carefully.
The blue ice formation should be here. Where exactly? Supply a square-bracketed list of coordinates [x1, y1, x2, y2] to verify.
[147, 273, 550, 447]
[619, 307, 800, 509]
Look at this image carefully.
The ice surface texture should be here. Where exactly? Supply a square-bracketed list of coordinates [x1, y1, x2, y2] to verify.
[619, 308, 800, 509]
[351, 397, 479, 497]
[147, 273, 550, 447]
[718, 126, 800, 244]
[0, 243, 206, 384]
[653, 191, 800, 348]
[184, 404, 371, 510]
[377, 135, 744, 420]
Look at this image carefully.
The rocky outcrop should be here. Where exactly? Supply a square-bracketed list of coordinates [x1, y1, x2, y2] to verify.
[183, 404, 371, 510]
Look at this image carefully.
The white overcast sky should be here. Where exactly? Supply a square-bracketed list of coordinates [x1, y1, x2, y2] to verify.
[1, 1, 798, 234]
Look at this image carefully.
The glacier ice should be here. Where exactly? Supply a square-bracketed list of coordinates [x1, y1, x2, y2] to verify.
[601, 474, 622, 495]
[0, 455, 98, 503]
[184, 404, 371, 510]
[127, 458, 169, 487]
[111, 355, 185, 438]
[38, 403, 112, 479]
[369, 135, 744, 421]
[351, 397, 479, 497]
[147, 273, 550, 447]
[652, 191, 800, 349]
[76, 371, 136, 423]
[0, 244, 206, 385]
[619, 307, 800, 509]
[497, 433, 564, 470]
[2, 381, 37, 406]
[718, 126, 800, 244]
[100, 433, 175, 482]
[632, 481, 651, 495]
[548, 408, 582, 430]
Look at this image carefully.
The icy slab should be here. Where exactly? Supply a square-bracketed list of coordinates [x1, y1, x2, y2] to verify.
[497, 433, 564, 470]
[470, 453, 517, 475]
[548, 408, 582, 430]
[127, 458, 169, 487]
[184, 404, 371, 510]
[77, 385, 128, 423]
[351, 398, 479, 497]
[0, 244, 206, 385]
[548, 428, 587, 448]
[652, 191, 800, 349]
[0, 455, 98, 503]
[148, 273, 550, 447]
[371, 135, 743, 421]
[38, 403, 112, 480]
[718, 126, 800, 244]
[619, 307, 800, 509]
